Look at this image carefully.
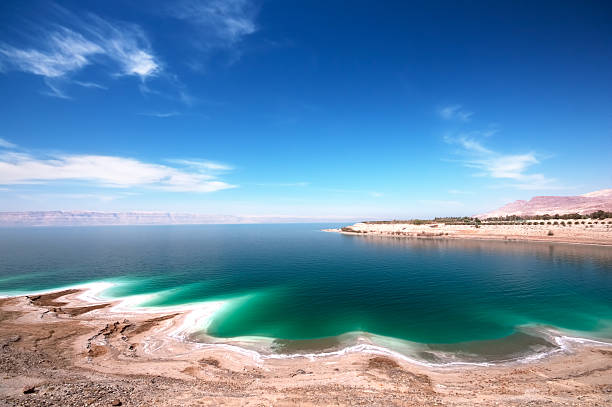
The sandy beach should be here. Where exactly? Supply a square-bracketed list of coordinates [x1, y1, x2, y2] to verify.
[325, 218, 612, 246]
[1, 288, 611, 406]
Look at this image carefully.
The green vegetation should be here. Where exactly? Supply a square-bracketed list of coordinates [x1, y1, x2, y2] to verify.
[362, 210, 611, 226]
[590, 210, 612, 219]
[364, 219, 434, 225]
[364, 217, 481, 225]
[483, 211, 611, 222]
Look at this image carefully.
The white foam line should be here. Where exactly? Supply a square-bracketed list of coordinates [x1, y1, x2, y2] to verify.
[184, 341, 535, 368]
[177, 327, 612, 369]
[2, 280, 233, 342]
[197, 343, 266, 364]
[168, 301, 227, 340]
[0, 281, 115, 299]
[7, 283, 612, 368]
[262, 343, 494, 367]
[67, 281, 229, 326]
[555, 334, 612, 347]
[74, 281, 118, 303]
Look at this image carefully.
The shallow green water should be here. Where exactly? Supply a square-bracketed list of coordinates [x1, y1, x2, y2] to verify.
[1, 224, 611, 359]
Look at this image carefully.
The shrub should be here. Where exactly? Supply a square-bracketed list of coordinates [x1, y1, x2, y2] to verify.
[590, 210, 612, 220]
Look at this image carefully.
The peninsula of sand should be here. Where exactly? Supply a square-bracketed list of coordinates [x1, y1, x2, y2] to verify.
[1, 288, 611, 406]
[326, 189, 612, 246]
[325, 217, 612, 246]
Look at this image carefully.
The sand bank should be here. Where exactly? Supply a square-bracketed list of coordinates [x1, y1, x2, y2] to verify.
[325, 218, 612, 246]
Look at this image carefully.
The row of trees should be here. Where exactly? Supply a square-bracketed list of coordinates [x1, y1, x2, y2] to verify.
[482, 210, 612, 222]
[363, 210, 612, 225]
[364, 219, 434, 225]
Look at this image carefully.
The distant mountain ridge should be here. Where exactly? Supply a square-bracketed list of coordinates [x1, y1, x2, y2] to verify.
[475, 189, 612, 218]
[0, 211, 352, 226]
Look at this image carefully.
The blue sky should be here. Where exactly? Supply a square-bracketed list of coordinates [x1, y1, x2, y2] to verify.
[0, 0, 611, 219]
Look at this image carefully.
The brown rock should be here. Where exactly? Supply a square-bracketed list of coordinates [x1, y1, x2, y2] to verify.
[368, 356, 399, 370]
[199, 357, 220, 368]
[111, 400, 122, 406]
[22, 385, 36, 394]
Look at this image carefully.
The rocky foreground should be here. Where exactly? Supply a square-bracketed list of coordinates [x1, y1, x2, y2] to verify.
[1, 290, 611, 406]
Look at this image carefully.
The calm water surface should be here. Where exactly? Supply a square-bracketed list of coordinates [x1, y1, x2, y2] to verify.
[1, 224, 611, 360]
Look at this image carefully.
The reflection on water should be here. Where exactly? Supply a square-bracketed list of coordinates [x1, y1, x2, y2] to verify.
[343, 233, 612, 270]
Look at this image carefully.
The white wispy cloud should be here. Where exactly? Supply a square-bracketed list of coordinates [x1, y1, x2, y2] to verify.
[138, 77, 196, 107]
[0, 28, 101, 78]
[0, 11, 160, 97]
[74, 80, 108, 89]
[139, 111, 182, 118]
[42, 77, 72, 99]
[439, 105, 473, 122]
[83, 13, 160, 77]
[0, 148, 235, 193]
[0, 138, 17, 149]
[445, 135, 558, 190]
[168, 159, 234, 171]
[169, 0, 258, 48]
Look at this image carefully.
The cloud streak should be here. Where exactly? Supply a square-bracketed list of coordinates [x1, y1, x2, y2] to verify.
[445, 136, 558, 190]
[170, 0, 258, 49]
[0, 141, 235, 193]
[0, 10, 160, 97]
[0, 28, 102, 78]
[0, 138, 17, 149]
[168, 159, 234, 171]
[139, 111, 182, 118]
[439, 105, 473, 122]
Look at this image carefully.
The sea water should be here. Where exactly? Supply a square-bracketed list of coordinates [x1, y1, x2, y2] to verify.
[1, 224, 611, 364]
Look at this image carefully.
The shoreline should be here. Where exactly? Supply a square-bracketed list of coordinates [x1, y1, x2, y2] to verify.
[8, 283, 612, 367]
[328, 229, 612, 247]
[1, 288, 612, 405]
[323, 219, 612, 247]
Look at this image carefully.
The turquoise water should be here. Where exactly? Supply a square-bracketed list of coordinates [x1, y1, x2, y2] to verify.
[1, 224, 611, 361]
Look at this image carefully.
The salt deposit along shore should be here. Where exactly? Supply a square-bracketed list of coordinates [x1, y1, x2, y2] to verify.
[325, 218, 612, 246]
[1, 288, 611, 406]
